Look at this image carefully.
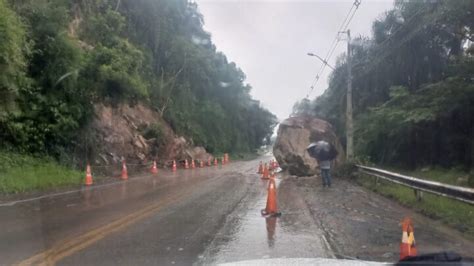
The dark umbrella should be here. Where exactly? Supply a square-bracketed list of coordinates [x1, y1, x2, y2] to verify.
[307, 141, 337, 161]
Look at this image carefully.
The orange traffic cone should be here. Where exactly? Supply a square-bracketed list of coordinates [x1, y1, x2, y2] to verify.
[151, 160, 158, 174]
[85, 164, 93, 185]
[261, 163, 269, 179]
[400, 217, 417, 260]
[121, 160, 128, 180]
[214, 158, 218, 166]
[257, 161, 263, 174]
[261, 179, 281, 217]
[172, 160, 177, 171]
[185, 159, 189, 169]
[207, 158, 211, 167]
[191, 159, 196, 169]
[200, 160, 204, 168]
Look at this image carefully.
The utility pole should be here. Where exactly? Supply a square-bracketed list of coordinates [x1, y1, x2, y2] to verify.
[341, 29, 354, 160]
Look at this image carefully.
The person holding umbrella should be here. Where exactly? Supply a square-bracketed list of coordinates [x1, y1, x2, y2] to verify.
[307, 141, 337, 188]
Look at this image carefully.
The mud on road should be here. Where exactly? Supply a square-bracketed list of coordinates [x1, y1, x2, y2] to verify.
[287, 174, 474, 261]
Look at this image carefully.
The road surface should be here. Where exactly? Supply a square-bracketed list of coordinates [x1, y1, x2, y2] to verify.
[0, 157, 473, 265]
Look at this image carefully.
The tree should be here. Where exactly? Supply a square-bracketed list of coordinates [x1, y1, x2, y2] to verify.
[1, 0, 278, 157]
[295, 0, 474, 169]
[0, 0, 28, 118]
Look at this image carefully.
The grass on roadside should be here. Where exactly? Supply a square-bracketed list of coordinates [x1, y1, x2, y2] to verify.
[385, 166, 471, 187]
[356, 173, 474, 237]
[0, 151, 83, 194]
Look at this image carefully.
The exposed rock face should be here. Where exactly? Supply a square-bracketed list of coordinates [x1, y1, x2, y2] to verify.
[90, 103, 212, 166]
[273, 115, 345, 176]
[187, 146, 213, 161]
[167, 137, 212, 162]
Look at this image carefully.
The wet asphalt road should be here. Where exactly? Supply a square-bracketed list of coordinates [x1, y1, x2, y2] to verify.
[1, 157, 473, 265]
[0, 157, 331, 265]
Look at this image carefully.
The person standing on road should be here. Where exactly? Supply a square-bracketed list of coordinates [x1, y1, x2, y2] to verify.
[319, 159, 332, 188]
[307, 141, 336, 188]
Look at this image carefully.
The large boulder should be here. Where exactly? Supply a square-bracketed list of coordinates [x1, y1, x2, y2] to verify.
[273, 115, 345, 176]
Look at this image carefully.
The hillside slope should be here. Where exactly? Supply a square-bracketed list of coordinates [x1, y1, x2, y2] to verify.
[0, 0, 277, 169]
[88, 103, 212, 166]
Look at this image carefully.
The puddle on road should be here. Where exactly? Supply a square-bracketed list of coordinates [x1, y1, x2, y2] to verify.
[201, 178, 330, 264]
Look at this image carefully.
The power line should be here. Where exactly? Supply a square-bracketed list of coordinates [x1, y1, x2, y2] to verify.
[342, 1, 360, 30]
[306, 3, 356, 97]
[326, 5, 359, 66]
[308, 0, 360, 96]
[306, 0, 361, 98]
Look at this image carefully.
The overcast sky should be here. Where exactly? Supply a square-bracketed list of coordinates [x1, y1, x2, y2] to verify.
[196, 0, 394, 120]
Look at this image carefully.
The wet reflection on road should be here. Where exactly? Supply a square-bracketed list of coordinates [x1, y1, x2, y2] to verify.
[266, 217, 277, 248]
[199, 177, 332, 264]
[0, 163, 242, 265]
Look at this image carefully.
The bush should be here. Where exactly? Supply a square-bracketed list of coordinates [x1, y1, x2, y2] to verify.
[333, 161, 357, 179]
[83, 40, 148, 103]
[142, 123, 165, 144]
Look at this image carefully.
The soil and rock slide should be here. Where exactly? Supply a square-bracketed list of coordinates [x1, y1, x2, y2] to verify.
[83, 103, 213, 170]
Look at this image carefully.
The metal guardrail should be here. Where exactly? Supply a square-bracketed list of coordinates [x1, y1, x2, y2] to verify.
[356, 165, 474, 206]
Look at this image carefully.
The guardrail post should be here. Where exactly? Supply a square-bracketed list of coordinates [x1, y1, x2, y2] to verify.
[375, 176, 379, 186]
[414, 189, 423, 201]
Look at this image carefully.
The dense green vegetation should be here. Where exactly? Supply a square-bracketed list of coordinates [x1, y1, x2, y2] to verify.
[0, 0, 277, 162]
[293, 0, 474, 173]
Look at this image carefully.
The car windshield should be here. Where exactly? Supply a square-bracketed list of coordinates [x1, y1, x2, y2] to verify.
[0, 0, 473, 265]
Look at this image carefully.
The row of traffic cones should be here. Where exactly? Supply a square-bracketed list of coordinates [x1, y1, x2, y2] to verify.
[258, 160, 279, 173]
[85, 154, 230, 185]
[90, 157, 419, 261]
[268, 159, 279, 170]
[173, 156, 228, 172]
[85, 159, 133, 186]
[258, 161, 277, 180]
